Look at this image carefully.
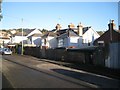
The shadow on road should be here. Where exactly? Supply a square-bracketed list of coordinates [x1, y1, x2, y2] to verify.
[51, 69, 120, 88]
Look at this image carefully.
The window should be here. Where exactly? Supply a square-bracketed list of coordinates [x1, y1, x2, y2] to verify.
[58, 38, 64, 47]
[98, 41, 104, 46]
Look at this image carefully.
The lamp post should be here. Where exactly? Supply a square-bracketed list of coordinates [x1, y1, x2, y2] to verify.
[21, 18, 23, 55]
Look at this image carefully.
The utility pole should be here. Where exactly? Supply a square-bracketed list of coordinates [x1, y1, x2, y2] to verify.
[21, 18, 23, 55]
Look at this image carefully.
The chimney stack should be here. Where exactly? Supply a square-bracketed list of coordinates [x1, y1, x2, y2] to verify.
[108, 20, 115, 30]
[68, 23, 75, 29]
[77, 23, 83, 36]
[55, 24, 61, 31]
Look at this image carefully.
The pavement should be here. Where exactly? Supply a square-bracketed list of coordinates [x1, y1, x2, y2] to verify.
[39, 57, 120, 80]
[2, 54, 120, 88]
[21, 54, 120, 80]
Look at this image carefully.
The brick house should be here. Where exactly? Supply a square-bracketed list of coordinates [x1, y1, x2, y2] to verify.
[93, 20, 120, 69]
[93, 20, 120, 46]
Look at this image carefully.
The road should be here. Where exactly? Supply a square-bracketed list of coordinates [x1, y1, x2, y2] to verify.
[2, 55, 120, 88]
[0, 55, 2, 89]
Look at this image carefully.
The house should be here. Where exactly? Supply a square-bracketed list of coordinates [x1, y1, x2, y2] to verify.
[93, 20, 120, 69]
[56, 23, 79, 48]
[11, 31, 27, 44]
[26, 28, 42, 46]
[77, 23, 100, 48]
[0, 30, 11, 47]
[93, 20, 120, 46]
[27, 34, 42, 47]
[41, 23, 99, 49]
[56, 23, 100, 48]
[41, 23, 80, 49]
[41, 31, 57, 49]
[10, 28, 42, 46]
[0, 37, 10, 47]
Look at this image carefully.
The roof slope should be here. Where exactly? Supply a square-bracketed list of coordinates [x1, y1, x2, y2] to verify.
[93, 30, 120, 45]
[26, 29, 42, 37]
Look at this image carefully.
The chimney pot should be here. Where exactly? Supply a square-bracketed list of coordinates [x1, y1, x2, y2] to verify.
[56, 24, 61, 30]
[68, 23, 75, 29]
[108, 20, 115, 30]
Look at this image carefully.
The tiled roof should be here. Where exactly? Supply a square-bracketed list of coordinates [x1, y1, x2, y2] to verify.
[56, 29, 68, 36]
[9, 29, 34, 36]
[93, 29, 120, 45]
[0, 36, 10, 39]
[14, 32, 27, 36]
[83, 27, 91, 34]
[56, 29, 79, 38]
[117, 30, 120, 33]
[0, 31, 11, 37]
[30, 33, 42, 37]
[42, 31, 57, 38]
[56, 27, 90, 36]
[24, 29, 35, 35]
[68, 29, 79, 36]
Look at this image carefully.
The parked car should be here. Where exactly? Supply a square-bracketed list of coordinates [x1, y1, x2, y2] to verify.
[0, 48, 12, 55]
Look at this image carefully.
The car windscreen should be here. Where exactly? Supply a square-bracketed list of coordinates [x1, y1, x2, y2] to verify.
[4, 49, 11, 52]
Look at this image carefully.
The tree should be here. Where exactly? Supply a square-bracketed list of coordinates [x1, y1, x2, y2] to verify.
[97, 31, 105, 36]
[41, 28, 48, 33]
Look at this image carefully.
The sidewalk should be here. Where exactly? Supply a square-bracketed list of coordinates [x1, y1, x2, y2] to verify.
[11, 54, 120, 80]
[39, 58, 120, 80]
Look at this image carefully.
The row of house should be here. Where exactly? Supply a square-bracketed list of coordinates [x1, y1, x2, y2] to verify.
[2, 23, 100, 49]
[1, 21, 120, 49]
[41, 23, 100, 49]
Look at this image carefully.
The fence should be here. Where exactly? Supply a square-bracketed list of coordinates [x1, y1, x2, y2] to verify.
[105, 42, 120, 69]
[24, 46, 106, 66]
[24, 47, 41, 58]
[24, 47, 86, 63]
[45, 49, 85, 63]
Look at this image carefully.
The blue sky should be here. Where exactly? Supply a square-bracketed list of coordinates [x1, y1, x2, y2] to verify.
[0, 2, 118, 31]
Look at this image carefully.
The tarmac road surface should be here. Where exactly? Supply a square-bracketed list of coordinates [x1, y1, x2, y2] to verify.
[2, 55, 120, 88]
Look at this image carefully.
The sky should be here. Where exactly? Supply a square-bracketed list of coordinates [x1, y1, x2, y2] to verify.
[0, 1, 119, 31]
